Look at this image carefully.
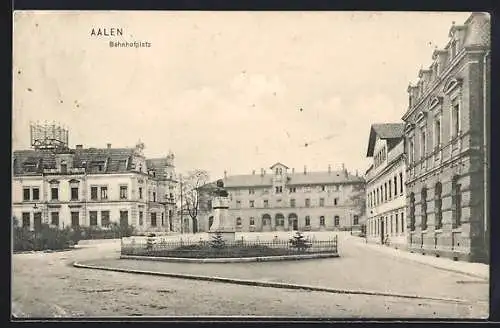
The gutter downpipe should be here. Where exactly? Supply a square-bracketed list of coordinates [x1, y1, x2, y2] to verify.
[483, 50, 490, 262]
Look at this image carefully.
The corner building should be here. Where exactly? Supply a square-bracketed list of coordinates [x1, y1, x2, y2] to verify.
[12, 141, 178, 233]
[402, 13, 490, 262]
[198, 163, 365, 232]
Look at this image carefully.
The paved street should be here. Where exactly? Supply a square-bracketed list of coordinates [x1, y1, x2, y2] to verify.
[12, 233, 489, 318]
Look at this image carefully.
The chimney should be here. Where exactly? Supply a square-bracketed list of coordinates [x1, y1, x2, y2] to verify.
[75, 144, 83, 150]
[107, 143, 112, 149]
[252, 170, 255, 175]
[304, 166, 307, 175]
[328, 164, 331, 174]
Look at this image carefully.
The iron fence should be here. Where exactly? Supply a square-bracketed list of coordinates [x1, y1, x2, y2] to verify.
[121, 235, 338, 258]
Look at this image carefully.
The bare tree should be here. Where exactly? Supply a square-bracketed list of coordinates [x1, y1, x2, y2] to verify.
[179, 170, 210, 234]
[349, 182, 367, 218]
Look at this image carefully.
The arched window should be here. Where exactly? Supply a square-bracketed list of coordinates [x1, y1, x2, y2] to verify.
[452, 176, 462, 228]
[421, 187, 428, 230]
[409, 192, 416, 231]
[435, 182, 443, 230]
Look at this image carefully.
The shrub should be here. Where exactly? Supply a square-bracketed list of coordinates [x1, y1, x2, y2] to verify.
[13, 224, 75, 251]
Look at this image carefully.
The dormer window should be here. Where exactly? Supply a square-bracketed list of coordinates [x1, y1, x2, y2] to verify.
[60, 161, 67, 173]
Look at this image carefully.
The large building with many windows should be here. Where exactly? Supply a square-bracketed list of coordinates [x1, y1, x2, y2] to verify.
[12, 125, 178, 233]
[365, 123, 407, 248]
[402, 13, 490, 262]
[197, 163, 365, 233]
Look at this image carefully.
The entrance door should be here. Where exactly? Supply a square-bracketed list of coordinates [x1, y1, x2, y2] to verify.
[34, 213, 42, 232]
[380, 220, 384, 244]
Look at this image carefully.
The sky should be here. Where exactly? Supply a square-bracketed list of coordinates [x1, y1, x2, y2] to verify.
[12, 11, 472, 179]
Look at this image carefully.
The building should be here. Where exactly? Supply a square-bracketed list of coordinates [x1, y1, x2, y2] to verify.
[197, 163, 365, 232]
[365, 123, 407, 249]
[402, 13, 490, 262]
[12, 123, 178, 233]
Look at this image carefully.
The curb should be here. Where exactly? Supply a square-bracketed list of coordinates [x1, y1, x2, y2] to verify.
[120, 253, 339, 263]
[73, 261, 473, 305]
[349, 239, 488, 280]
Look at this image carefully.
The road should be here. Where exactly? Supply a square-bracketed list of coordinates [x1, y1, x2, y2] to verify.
[12, 234, 488, 318]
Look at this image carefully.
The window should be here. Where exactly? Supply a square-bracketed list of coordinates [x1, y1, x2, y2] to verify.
[120, 186, 128, 199]
[101, 211, 110, 227]
[23, 188, 30, 201]
[290, 199, 296, 208]
[249, 188, 255, 195]
[421, 188, 428, 230]
[390, 215, 393, 234]
[71, 187, 79, 200]
[161, 213, 164, 226]
[305, 198, 310, 207]
[100, 187, 108, 200]
[249, 217, 255, 226]
[395, 213, 399, 233]
[51, 187, 59, 200]
[334, 216, 340, 226]
[452, 99, 460, 138]
[71, 212, 79, 227]
[250, 200, 255, 208]
[289, 187, 296, 193]
[275, 186, 283, 193]
[334, 198, 338, 206]
[452, 177, 462, 228]
[399, 173, 403, 194]
[321, 185, 326, 192]
[236, 217, 242, 226]
[409, 138, 414, 163]
[353, 215, 359, 225]
[151, 213, 157, 227]
[139, 187, 143, 199]
[276, 216, 285, 226]
[409, 193, 415, 231]
[22, 212, 30, 228]
[304, 186, 311, 193]
[401, 212, 405, 233]
[319, 198, 325, 207]
[139, 212, 143, 226]
[89, 211, 98, 226]
[384, 183, 387, 202]
[51, 212, 59, 226]
[305, 216, 311, 226]
[394, 176, 398, 197]
[435, 118, 441, 148]
[320, 216, 325, 226]
[152, 192, 156, 202]
[388, 181, 392, 199]
[376, 189, 379, 205]
[263, 200, 269, 208]
[435, 182, 443, 230]
[421, 129, 427, 158]
[236, 200, 241, 208]
[91, 186, 98, 200]
[32, 188, 39, 201]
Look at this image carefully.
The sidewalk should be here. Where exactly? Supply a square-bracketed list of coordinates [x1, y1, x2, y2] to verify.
[345, 236, 489, 280]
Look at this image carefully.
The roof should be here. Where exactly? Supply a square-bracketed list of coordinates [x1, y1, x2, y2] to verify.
[366, 123, 405, 157]
[13, 147, 139, 175]
[217, 170, 364, 188]
[269, 162, 289, 169]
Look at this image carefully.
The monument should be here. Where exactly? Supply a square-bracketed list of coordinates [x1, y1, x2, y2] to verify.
[208, 179, 236, 242]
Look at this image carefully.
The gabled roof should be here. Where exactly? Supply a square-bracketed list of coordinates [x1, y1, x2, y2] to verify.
[366, 123, 405, 157]
[269, 162, 289, 169]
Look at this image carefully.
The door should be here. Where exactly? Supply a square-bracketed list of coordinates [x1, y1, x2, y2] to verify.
[262, 218, 271, 232]
[34, 213, 42, 232]
[380, 220, 384, 244]
[292, 219, 298, 231]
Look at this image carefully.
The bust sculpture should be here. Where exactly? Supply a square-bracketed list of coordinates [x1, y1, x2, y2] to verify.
[213, 179, 229, 197]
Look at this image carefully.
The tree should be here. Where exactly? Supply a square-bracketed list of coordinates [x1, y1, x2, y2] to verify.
[348, 182, 367, 230]
[178, 170, 210, 234]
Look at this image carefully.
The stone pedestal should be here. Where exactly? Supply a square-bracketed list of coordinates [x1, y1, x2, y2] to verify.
[208, 196, 235, 242]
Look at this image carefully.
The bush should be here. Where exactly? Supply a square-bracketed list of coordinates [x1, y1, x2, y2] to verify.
[13, 224, 75, 252]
